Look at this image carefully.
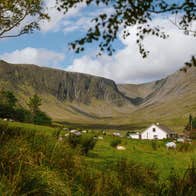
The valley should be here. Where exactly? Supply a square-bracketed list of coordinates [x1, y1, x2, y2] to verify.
[0, 60, 196, 131]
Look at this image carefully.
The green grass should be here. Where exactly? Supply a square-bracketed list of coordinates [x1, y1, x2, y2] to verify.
[87, 136, 196, 179]
[0, 121, 196, 195]
[1, 120, 56, 135]
[2, 120, 195, 180]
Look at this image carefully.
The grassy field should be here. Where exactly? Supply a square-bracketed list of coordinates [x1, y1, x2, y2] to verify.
[0, 121, 196, 195]
[4, 120, 195, 179]
[87, 136, 196, 179]
[1, 120, 57, 135]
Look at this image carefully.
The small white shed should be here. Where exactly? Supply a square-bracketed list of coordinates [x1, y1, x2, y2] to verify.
[141, 123, 177, 140]
[128, 132, 140, 139]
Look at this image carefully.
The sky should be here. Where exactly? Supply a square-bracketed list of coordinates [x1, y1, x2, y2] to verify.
[0, 0, 196, 84]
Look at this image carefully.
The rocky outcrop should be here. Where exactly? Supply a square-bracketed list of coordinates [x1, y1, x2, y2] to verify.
[0, 60, 128, 106]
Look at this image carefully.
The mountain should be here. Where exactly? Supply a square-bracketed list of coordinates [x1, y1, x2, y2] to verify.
[0, 60, 134, 123]
[117, 65, 196, 129]
[0, 60, 195, 130]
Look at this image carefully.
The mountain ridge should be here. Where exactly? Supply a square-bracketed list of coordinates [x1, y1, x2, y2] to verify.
[0, 60, 195, 130]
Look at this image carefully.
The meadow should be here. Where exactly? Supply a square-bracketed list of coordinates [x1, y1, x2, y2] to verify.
[88, 135, 196, 179]
[0, 120, 196, 195]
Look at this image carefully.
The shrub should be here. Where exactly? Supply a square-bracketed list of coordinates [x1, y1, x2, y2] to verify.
[110, 138, 121, 148]
[0, 104, 15, 119]
[0, 104, 32, 122]
[151, 141, 158, 150]
[33, 111, 52, 125]
[14, 108, 32, 122]
[67, 134, 96, 155]
[192, 117, 196, 129]
[80, 135, 96, 155]
[67, 134, 81, 148]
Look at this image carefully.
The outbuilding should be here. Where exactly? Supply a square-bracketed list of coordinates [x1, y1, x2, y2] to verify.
[128, 132, 140, 139]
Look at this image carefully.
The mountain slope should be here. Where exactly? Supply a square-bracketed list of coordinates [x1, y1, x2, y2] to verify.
[117, 65, 196, 129]
[0, 60, 134, 122]
[0, 60, 195, 130]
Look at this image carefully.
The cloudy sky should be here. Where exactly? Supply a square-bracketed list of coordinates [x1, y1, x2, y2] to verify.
[0, 0, 195, 84]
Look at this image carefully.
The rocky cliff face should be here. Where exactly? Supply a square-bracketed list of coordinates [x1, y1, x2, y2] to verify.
[0, 60, 128, 106]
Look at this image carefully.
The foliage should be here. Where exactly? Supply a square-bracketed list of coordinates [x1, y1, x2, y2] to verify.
[80, 135, 97, 155]
[67, 133, 81, 148]
[0, 90, 17, 108]
[192, 117, 196, 128]
[151, 140, 158, 150]
[26, 94, 52, 125]
[67, 134, 96, 155]
[27, 94, 42, 116]
[0, 91, 51, 125]
[0, 0, 49, 39]
[33, 110, 52, 125]
[14, 108, 32, 122]
[110, 138, 121, 148]
[57, 0, 196, 57]
[0, 103, 15, 119]
[159, 161, 196, 196]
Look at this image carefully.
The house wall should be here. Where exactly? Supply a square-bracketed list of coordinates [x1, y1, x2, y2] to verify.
[141, 125, 167, 140]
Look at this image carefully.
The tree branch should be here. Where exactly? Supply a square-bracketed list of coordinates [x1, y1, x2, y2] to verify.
[0, 10, 28, 37]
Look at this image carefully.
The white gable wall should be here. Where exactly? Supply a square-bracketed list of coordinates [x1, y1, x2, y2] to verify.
[141, 125, 167, 140]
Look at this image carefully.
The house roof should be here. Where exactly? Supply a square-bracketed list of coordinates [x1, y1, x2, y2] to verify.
[155, 124, 176, 134]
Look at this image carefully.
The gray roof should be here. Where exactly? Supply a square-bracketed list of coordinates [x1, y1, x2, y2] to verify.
[155, 124, 176, 134]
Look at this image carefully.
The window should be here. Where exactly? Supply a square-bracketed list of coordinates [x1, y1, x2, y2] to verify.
[154, 135, 158, 139]
[153, 128, 156, 132]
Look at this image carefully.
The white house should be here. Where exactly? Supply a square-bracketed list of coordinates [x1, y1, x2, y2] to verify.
[141, 123, 177, 140]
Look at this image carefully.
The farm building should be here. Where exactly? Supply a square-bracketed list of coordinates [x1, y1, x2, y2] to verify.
[141, 123, 177, 140]
[128, 132, 140, 139]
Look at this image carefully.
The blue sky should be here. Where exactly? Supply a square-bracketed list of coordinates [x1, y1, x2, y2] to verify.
[0, 0, 196, 83]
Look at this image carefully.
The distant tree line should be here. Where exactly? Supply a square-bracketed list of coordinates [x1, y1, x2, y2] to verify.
[0, 90, 51, 125]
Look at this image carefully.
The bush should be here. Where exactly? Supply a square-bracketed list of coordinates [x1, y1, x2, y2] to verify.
[192, 118, 196, 128]
[67, 134, 81, 148]
[110, 138, 121, 148]
[14, 108, 32, 122]
[0, 104, 32, 122]
[80, 135, 96, 155]
[0, 104, 15, 119]
[151, 141, 158, 150]
[33, 111, 52, 125]
[67, 134, 96, 155]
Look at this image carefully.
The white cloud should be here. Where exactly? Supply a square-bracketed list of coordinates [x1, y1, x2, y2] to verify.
[40, 0, 114, 34]
[0, 47, 65, 67]
[67, 17, 196, 84]
[40, 0, 85, 32]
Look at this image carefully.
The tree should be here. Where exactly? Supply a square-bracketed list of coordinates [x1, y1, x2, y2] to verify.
[33, 110, 52, 125]
[27, 94, 42, 116]
[0, 0, 49, 39]
[57, 0, 196, 57]
[0, 90, 17, 108]
[189, 114, 193, 131]
[192, 117, 196, 129]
